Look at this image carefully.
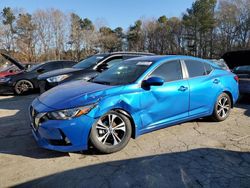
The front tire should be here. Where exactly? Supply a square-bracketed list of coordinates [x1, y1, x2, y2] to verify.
[14, 80, 34, 95]
[211, 93, 231, 122]
[90, 111, 132, 153]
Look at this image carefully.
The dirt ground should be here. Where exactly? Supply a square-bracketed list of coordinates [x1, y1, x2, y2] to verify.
[0, 94, 250, 188]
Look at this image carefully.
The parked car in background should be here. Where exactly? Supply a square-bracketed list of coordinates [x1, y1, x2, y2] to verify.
[37, 52, 154, 93]
[0, 60, 77, 95]
[232, 65, 250, 96]
[30, 55, 239, 153]
[0, 53, 26, 78]
[0, 65, 21, 78]
[222, 50, 250, 69]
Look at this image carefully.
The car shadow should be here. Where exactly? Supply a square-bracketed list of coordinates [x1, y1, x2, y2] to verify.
[0, 95, 68, 159]
[16, 148, 250, 188]
[236, 95, 250, 117]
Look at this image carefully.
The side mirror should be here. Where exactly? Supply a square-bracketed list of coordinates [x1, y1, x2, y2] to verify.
[142, 77, 164, 87]
[37, 68, 45, 73]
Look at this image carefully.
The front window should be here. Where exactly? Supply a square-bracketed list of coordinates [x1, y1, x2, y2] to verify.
[73, 55, 105, 69]
[92, 60, 153, 85]
[148, 60, 183, 82]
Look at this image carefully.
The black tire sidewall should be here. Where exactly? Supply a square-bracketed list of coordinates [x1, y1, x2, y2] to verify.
[212, 93, 231, 121]
[90, 111, 132, 153]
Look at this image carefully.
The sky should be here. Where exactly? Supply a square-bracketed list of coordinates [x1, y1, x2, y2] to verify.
[0, 0, 195, 29]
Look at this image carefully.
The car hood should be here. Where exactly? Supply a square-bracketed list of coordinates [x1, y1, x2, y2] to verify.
[0, 71, 20, 78]
[38, 68, 83, 80]
[1, 53, 25, 70]
[38, 80, 124, 110]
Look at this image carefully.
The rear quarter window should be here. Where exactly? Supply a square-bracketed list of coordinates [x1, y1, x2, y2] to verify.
[204, 63, 213, 74]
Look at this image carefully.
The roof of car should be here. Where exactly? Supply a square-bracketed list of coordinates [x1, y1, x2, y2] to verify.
[96, 52, 155, 56]
[125, 55, 203, 62]
[123, 55, 220, 67]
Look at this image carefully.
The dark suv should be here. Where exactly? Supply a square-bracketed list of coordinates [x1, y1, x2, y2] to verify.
[38, 52, 154, 92]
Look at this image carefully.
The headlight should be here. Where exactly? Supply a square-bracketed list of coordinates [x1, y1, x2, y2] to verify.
[47, 104, 96, 120]
[0, 77, 11, 83]
[46, 74, 70, 83]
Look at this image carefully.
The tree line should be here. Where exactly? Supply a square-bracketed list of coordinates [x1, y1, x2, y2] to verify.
[0, 0, 249, 63]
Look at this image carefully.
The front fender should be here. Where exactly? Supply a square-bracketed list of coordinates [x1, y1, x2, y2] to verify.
[87, 93, 143, 138]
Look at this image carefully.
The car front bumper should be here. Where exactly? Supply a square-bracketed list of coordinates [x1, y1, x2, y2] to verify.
[29, 99, 96, 152]
[0, 82, 14, 93]
[38, 80, 58, 93]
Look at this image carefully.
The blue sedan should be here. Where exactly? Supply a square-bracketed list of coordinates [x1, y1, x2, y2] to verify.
[29, 55, 239, 153]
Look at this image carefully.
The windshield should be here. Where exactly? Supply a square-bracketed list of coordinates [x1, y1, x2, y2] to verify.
[27, 63, 42, 72]
[92, 60, 153, 85]
[210, 59, 229, 70]
[73, 55, 105, 69]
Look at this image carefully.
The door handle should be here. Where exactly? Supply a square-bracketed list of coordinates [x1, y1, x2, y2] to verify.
[213, 79, 220, 84]
[178, 86, 188, 92]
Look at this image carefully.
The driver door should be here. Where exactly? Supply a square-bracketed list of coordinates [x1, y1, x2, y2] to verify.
[139, 60, 189, 130]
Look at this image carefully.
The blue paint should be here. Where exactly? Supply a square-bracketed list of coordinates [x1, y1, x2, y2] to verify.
[30, 55, 239, 152]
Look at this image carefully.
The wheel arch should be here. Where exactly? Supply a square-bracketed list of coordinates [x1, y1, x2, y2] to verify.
[223, 90, 234, 108]
[112, 108, 137, 139]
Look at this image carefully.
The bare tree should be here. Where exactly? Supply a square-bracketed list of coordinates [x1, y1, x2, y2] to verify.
[16, 13, 37, 61]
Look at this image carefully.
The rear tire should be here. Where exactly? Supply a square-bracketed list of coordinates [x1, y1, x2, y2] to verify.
[211, 92, 231, 122]
[90, 111, 132, 153]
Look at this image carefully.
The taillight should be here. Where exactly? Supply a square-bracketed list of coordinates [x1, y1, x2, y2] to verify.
[234, 75, 239, 83]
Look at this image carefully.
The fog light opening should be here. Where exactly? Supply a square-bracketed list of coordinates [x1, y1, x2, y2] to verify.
[64, 137, 71, 144]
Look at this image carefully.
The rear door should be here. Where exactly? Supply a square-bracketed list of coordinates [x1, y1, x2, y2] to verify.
[184, 59, 217, 116]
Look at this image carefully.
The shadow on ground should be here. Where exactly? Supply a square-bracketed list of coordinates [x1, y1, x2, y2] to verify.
[0, 95, 68, 159]
[236, 95, 250, 117]
[16, 148, 250, 188]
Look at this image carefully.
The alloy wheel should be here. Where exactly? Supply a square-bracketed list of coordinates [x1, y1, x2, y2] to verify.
[216, 96, 230, 118]
[96, 113, 126, 146]
[15, 80, 34, 94]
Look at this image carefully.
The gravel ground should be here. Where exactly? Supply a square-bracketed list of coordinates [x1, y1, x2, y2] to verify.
[0, 94, 249, 188]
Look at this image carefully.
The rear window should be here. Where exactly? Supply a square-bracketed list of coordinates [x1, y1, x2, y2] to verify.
[204, 63, 213, 74]
[210, 59, 229, 70]
[234, 66, 250, 71]
[185, 60, 207, 78]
